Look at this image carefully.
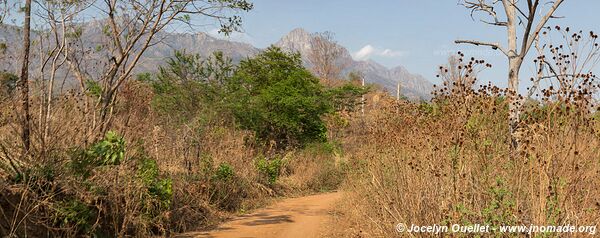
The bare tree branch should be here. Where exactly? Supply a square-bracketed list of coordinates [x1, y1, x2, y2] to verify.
[455, 39, 509, 56]
[522, 0, 564, 57]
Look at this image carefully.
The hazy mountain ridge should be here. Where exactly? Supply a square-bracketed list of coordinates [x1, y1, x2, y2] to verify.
[274, 28, 432, 100]
[0, 25, 433, 99]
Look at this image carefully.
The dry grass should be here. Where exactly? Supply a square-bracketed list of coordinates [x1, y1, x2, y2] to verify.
[0, 80, 346, 237]
[331, 87, 600, 237]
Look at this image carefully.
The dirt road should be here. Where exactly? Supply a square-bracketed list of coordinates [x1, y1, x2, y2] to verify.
[177, 192, 342, 238]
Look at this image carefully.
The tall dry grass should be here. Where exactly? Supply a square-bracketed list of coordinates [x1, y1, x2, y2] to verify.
[0, 79, 346, 237]
[331, 81, 600, 237]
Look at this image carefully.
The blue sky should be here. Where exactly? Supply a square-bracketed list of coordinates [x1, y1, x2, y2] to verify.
[216, 0, 600, 88]
[5, 0, 598, 89]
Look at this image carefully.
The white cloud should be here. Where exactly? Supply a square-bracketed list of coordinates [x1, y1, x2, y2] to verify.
[353, 45, 376, 61]
[352, 44, 406, 61]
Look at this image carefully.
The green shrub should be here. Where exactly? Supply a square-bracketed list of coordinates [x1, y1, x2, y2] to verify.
[137, 157, 173, 209]
[214, 162, 235, 181]
[481, 178, 517, 227]
[69, 131, 125, 178]
[207, 162, 249, 211]
[305, 141, 342, 156]
[228, 47, 332, 148]
[148, 51, 234, 124]
[325, 83, 370, 112]
[85, 80, 102, 98]
[418, 101, 441, 116]
[256, 157, 283, 185]
[87, 131, 125, 166]
[11, 163, 58, 195]
[52, 199, 97, 234]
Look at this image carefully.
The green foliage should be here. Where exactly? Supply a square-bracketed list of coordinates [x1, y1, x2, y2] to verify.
[304, 141, 342, 156]
[214, 162, 235, 181]
[148, 51, 234, 124]
[10, 163, 57, 195]
[85, 80, 102, 98]
[136, 72, 153, 82]
[137, 157, 173, 209]
[465, 114, 484, 135]
[418, 101, 441, 117]
[0, 71, 17, 97]
[149, 48, 336, 148]
[52, 199, 97, 233]
[87, 131, 125, 166]
[326, 83, 370, 112]
[66, 26, 83, 39]
[70, 131, 125, 178]
[255, 156, 283, 185]
[195, 156, 248, 211]
[482, 178, 517, 229]
[229, 47, 332, 147]
[138, 157, 160, 185]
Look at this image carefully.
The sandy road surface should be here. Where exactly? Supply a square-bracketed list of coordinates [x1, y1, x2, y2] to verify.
[176, 192, 342, 238]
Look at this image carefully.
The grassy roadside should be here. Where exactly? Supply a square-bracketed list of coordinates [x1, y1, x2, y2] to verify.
[326, 90, 600, 237]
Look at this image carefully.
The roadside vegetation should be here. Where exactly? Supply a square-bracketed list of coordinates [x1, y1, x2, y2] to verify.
[0, 48, 365, 237]
[2, 0, 600, 237]
[329, 34, 600, 237]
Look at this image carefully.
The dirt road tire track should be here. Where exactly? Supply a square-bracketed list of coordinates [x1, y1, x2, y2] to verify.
[176, 192, 342, 238]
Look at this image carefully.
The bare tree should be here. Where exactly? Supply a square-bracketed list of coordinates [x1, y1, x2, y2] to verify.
[307, 31, 348, 84]
[33, 0, 91, 149]
[18, 0, 32, 152]
[62, 0, 253, 137]
[455, 0, 564, 149]
[0, 0, 9, 24]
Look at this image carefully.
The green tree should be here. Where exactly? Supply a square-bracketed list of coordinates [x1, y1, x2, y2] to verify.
[148, 51, 235, 124]
[229, 47, 332, 148]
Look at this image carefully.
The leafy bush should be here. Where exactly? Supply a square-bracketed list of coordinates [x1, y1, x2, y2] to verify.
[228, 47, 332, 148]
[256, 156, 283, 185]
[148, 51, 234, 124]
[214, 162, 235, 181]
[88, 131, 126, 166]
[326, 83, 370, 112]
[481, 178, 517, 227]
[305, 141, 342, 156]
[52, 199, 97, 234]
[206, 161, 250, 211]
[69, 131, 125, 179]
[137, 157, 173, 210]
[85, 80, 102, 98]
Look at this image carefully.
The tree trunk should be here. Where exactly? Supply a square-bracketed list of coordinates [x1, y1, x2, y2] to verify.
[19, 0, 32, 152]
[504, 0, 521, 151]
[508, 57, 522, 149]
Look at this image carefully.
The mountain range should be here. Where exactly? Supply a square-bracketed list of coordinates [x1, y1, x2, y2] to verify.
[0, 25, 433, 99]
[274, 28, 433, 99]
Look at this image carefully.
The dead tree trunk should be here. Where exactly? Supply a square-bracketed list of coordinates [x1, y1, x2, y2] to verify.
[456, 0, 564, 151]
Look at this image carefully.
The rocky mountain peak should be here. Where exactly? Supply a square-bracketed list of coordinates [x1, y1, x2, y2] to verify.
[275, 28, 312, 54]
[0, 25, 433, 100]
[273, 28, 433, 99]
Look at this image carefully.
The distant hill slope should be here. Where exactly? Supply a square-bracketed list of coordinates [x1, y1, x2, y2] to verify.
[275, 28, 433, 100]
[0, 25, 433, 99]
